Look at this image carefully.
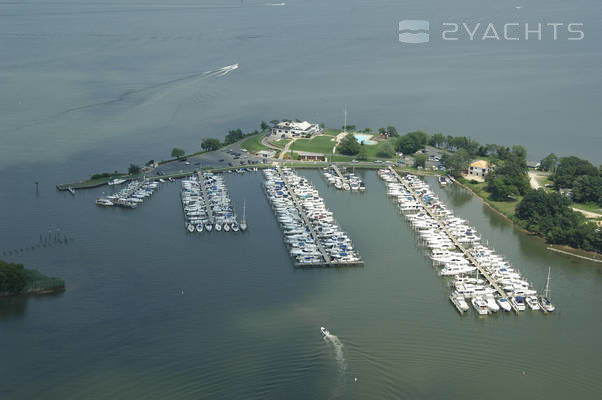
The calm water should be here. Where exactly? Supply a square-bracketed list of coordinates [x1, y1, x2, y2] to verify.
[1, 1, 602, 398]
[1, 170, 601, 399]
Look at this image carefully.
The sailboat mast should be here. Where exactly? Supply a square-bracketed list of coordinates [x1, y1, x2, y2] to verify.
[544, 267, 551, 298]
[343, 104, 348, 133]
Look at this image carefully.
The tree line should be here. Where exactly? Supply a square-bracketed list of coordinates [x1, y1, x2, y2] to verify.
[515, 190, 601, 252]
[540, 154, 601, 206]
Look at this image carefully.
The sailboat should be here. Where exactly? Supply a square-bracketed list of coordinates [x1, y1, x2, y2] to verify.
[539, 267, 556, 312]
[240, 199, 248, 231]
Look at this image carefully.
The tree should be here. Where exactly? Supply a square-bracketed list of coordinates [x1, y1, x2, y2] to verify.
[171, 148, 185, 158]
[128, 164, 141, 175]
[378, 127, 387, 135]
[364, 128, 372, 133]
[428, 133, 445, 148]
[540, 153, 558, 172]
[224, 128, 244, 145]
[342, 124, 356, 132]
[338, 133, 360, 155]
[552, 156, 599, 188]
[377, 142, 395, 158]
[0, 260, 28, 294]
[201, 138, 221, 152]
[357, 146, 368, 161]
[442, 148, 470, 177]
[395, 131, 427, 154]
[414, 153, 427, 168]
[572, 175, 602, 205]
[386, 126, 399, 137]
[260, 121, 269, 131]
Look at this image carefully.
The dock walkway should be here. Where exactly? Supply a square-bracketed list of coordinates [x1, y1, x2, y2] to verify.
[276, 165, 332, 265]
[387, 167, 511, 305]
[197, 172, 215, 225]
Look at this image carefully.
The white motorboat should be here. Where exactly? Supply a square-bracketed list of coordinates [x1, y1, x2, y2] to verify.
[472, 297, 490, 315]
[205, 223, 213, 232]
[320, 326, 330, 336]
[510, 296, 526, 311]
[95, 198, 114, 206]
[223, 223, 230, 232]
[108, 178, 127, 186]
[485, 295, 500, 312]
[186, 224, 195, 233]
[449, 292, 469, 313]
[196, 224, 204, 233]
[214, 222, 222, 232]
[526, 296, 541, 311]
[497, 297, 512, 312]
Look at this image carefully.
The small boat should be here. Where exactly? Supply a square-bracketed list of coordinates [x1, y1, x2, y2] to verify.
[526, 296, 541, 311]
[214, 223, 222, 232]
[223, 223, 231, 232]
[510, 296, 526, 311]
[95, 198, 114, 206]
[497, 297, 512, 312]
[320, 326, 330, 336]
[108, 178, 127, 186]
[231, 222, 240, 232]
[449, 292, 469, 313]
[240, 200, 248, 231]
[539, 267, 556, 312]
[187, 224, 195, 233]
[205, 223, 213, 232]
[471, 297, 490, 315]
[196, 224, 204, 233]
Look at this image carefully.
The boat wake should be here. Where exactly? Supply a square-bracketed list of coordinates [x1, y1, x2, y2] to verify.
[323, 333, 347, 375]
[19, 63, 239, 129]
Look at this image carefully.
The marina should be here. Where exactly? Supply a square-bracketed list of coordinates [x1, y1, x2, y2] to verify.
[95, 179, 160, 209]
[180, 172, 241, 233]
[322, 165, 366, 192]
[263, 166, 362, 267]
[379, 167, 554, 315]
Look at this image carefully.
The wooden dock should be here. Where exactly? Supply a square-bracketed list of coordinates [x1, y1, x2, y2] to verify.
[197, 172, 215, 225]
[387, 167, 512, 306]
[274, 166, 363, 268]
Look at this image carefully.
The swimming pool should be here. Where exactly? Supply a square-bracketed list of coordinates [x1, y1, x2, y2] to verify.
[354, 134, 377, 145]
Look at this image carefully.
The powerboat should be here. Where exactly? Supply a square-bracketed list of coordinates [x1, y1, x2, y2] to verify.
[96, 198, 114, 206]
[471, 297, 490, 315]
[108, 178, 127, 186]
[320, 326, 330, 336]
[526, 296, 541, 311]
[497, 297, 512, 312]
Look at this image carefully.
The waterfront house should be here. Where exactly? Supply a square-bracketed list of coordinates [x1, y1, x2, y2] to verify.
[271, 121, 321, 138]
[297, 151, 325, 161]
[468, 160, 492, 177]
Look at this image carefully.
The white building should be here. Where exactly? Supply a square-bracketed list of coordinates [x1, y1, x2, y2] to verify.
[468, 160, 493, 177]
[271, 121, 321, 138]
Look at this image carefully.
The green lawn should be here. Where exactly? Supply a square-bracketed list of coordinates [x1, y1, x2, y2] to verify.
[571, 202, 602, 215]
[272, 139, 291, 148]
[460, 179, 521, 218]
[324, 129, 341, 136]
[241, 134, 271, 153]
[292, 135, 337, 154]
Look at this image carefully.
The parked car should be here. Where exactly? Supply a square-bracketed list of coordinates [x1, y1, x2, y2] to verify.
[351, 159, 358, 163]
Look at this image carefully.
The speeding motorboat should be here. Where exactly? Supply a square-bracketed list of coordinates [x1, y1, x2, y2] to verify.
[320, 326, 330, 336]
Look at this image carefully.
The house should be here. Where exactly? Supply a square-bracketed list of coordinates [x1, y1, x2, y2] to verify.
[271, 121, 321, 138]
[297, 151, 325, 161]
[257, 150, 276, 158]
[526, 161, 540, 169]
[468, 160, 492, 177]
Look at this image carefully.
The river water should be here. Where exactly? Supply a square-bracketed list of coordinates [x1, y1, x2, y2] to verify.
[1, 1, 601, 399]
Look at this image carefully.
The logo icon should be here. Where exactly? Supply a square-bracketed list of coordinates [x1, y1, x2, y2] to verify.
[399, 20, 430, 43]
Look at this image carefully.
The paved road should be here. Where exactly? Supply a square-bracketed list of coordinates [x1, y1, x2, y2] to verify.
[528, 171, 542, 189]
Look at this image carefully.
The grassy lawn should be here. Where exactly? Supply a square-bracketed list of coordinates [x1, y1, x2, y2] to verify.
[324, 129, 341, 136]
[292, 135, 337, 154]
[460, 179, 521, 218]
[241, 133, 271, 153]
[571, 202, 602, 215]
[272, 139, 291, 148]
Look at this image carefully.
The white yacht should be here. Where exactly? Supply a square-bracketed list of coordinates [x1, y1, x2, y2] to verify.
[449, 292, 469, 313]
[108, 178, 127, 186]
[471, 297, 490, 315]
[95, 198, 114, 206]
[320, 326, 330, 336]
[497, 297, 512, 312]
[526, 296, 541, 311]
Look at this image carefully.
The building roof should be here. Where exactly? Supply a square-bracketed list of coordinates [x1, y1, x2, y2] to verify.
[297, 151, 324, 157]
[470, 160, 490, 169]
[277, 121, 314, 130]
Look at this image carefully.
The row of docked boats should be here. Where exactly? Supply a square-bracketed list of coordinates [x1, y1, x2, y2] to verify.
[263, 167, 362, 266]
[180, 173, 247, 233]
[95, 179, 160, 208]
[378, 168, 555, 315]
[322, 166, 366, 192]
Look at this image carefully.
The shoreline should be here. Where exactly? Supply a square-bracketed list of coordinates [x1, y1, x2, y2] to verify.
[453, 179, 602, 263]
